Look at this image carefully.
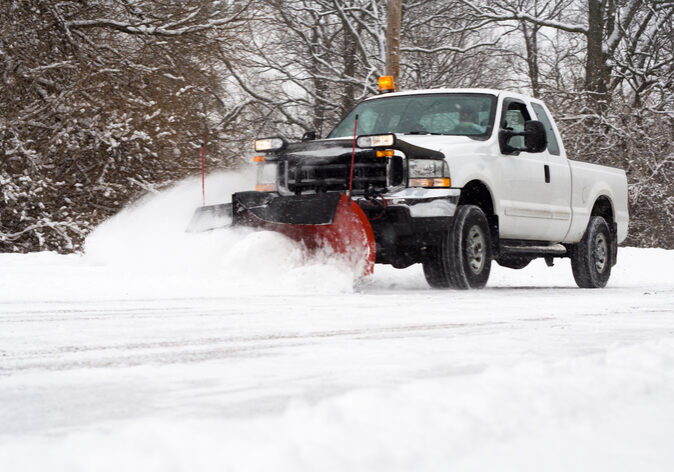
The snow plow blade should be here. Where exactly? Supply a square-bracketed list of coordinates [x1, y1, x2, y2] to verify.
[232, 191, 376, 276]
[186, 203, 233, 232]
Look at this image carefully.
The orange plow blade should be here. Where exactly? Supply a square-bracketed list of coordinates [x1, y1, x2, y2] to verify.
[232, 192, 376, 276]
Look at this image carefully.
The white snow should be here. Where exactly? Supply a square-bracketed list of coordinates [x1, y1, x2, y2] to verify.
[1, 172, 673, 471]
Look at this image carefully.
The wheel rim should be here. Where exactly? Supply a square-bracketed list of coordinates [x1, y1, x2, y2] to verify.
[593, 233, 608, 273]
[465, 225, 486, 274]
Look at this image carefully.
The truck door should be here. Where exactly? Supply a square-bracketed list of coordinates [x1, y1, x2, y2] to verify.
[530, 101, 572, 240]
[497, 98, 557, 240]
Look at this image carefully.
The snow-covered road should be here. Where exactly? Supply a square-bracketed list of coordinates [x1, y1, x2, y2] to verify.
[1, 174, 673, 471]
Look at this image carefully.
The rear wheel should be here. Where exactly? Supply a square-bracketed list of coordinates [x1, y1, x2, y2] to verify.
[423, 205, 492, 289]
[570, 216, 612, 288]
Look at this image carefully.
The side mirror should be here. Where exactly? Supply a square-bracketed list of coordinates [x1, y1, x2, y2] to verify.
[524, 120, 547, 153]
[498, 120, 547, 155]
[301, 131, 317, 142]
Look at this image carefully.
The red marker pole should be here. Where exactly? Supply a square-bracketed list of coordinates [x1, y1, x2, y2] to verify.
[200, 143, 205, 206]
[348, 114, 359, 199]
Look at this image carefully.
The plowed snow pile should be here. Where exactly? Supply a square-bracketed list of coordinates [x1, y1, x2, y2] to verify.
[85, 170, 360, 295]
[7, 171, 359, 302]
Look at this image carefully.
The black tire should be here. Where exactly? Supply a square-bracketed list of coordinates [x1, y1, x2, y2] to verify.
[496, 255, 532, 270]
[570, 216, 612, 288]
[422, 205, 492, 289]
[423, 249, 451, 288]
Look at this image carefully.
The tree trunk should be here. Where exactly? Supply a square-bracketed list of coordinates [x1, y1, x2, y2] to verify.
[310, 27, 327, 134]
[385, 0, 402, 87]
[585, 0, 610, 104]
[341, 18, 358, 116]
[522, 21, 540, 98]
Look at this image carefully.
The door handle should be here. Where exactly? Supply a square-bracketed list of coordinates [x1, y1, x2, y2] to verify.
[544, 164, 550, 183]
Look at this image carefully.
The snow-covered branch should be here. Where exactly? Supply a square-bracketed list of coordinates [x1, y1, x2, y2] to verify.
[401, 39, 499, 54]
[458, 0, 589, 34]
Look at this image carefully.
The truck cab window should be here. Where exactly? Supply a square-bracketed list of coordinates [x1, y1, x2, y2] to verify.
[531, 103, 560, 155]
[501, 101, 531, 151]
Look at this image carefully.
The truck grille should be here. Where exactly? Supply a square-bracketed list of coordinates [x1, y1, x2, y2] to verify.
[280, 157, 388, 194]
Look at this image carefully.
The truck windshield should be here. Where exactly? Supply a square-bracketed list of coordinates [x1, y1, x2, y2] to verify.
[328, 93, 496, 139]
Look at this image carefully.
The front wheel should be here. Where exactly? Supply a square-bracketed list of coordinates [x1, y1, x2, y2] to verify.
[423, 205, 492, 289]
[570, 216, 612, 288]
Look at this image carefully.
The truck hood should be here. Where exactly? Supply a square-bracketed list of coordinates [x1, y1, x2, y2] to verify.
[268, 136, 445, 163]
[309, 134, 486, 160]
[389, 134, 487, 156]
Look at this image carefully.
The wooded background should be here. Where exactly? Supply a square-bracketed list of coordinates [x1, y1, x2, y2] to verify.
[1, 0, 672, 252]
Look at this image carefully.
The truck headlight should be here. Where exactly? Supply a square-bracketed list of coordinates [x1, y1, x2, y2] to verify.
[408, 159, 450, 188]
[255, 162, 278, 192]
[357, 133, 396, 148]
[254, 137, 286, 152]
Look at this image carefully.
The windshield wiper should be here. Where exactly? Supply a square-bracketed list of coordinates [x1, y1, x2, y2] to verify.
[403, 131, 444, 135]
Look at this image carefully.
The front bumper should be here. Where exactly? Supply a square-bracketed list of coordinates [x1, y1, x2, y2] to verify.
[381, 188, 460, 217]
[231, 188, 461, 268]
[358, 187, 461, 267]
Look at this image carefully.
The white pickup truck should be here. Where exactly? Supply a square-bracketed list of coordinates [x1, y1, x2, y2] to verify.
[223, 86, 629, 289]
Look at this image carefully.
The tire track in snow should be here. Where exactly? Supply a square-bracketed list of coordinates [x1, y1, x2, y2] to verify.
[1, 318, 511, 374]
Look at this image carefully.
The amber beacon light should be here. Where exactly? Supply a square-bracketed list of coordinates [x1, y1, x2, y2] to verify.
[378, 76, 396, 94]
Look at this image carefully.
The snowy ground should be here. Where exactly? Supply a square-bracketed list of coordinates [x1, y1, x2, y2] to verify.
[1, 173, 673, 471]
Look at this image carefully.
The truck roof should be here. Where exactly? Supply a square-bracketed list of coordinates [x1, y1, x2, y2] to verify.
[364, 88, 533, 102]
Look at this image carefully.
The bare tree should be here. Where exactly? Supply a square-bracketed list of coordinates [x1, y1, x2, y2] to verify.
[0, 0, 252, 252]
[227, 0, 503, 139]
[458, 0, 673, 101]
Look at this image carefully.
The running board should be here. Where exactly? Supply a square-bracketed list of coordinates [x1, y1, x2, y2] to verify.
[500, 243, 567, 255]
